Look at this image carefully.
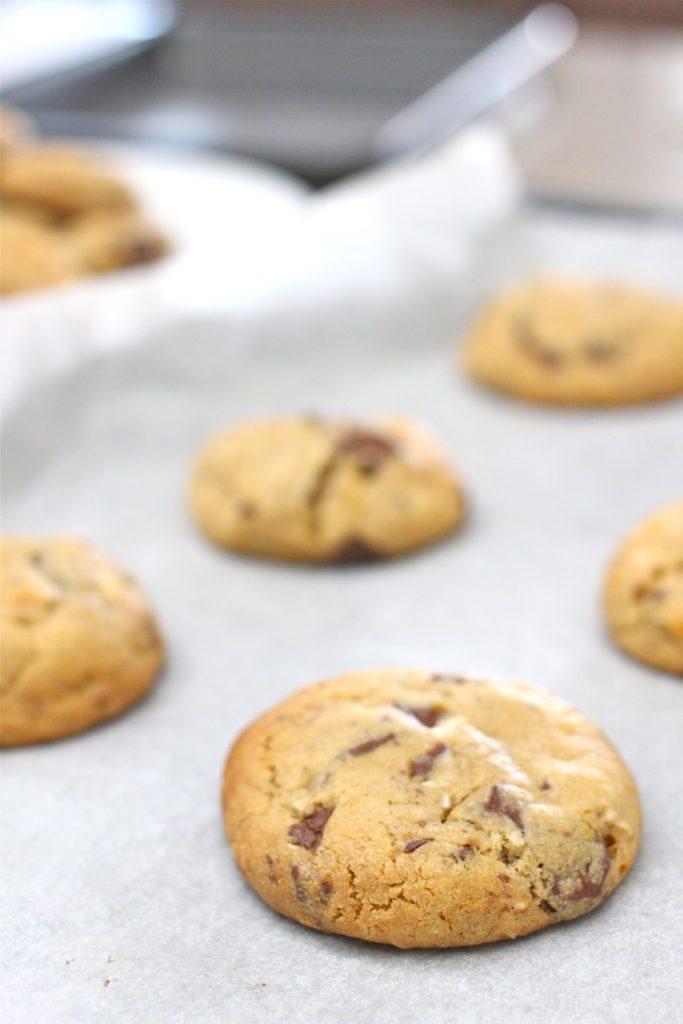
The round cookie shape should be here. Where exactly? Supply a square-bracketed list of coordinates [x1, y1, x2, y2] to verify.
[68, 209, 169, 273]
[0, 146, 134, 217]
[190, 416, 466, 563]
[0, 212, 80, 295]
[0, 537, 164, 746]
[604, 501, 683, 675]
[223, 669, 641, 948]
[461, 279, 683, 406]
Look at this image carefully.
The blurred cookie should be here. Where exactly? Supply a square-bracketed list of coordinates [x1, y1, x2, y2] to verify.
[223, 668, 641, 948]
[190, 416, 466, 563]
[0, 212, 80, 295]
[0, 145, 134, 217]
[604, 501, 683, 675]
[69, 209, 168, 272]
[0, 537, 164, 746]
[462, 279, 683, 406]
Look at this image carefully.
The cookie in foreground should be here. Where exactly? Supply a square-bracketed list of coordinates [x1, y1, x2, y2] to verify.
[461, 279, 683, 406]
[0, 537, 164, 746]
[190, 416, 466, 563]
[604, 500, 683, 676]
[222, 668, 641, 948]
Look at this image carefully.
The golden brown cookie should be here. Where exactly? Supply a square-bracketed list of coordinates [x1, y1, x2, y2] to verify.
[223, 669, 641, 948]
[0, 145, 134, 217]
[461, 279, 683, 406]
[0, 537, 164, 746]
[604, 501, 683, 675]
[0, 211, 80, 295]
[189, 416, 466, 563]
[68, 209, 168, 273]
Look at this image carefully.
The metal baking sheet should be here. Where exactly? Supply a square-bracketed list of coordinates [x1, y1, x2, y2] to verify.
[2, 212, 682, 1024]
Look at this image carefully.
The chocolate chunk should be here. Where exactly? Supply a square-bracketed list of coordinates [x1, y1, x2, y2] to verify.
[126, 238, 160, 264]
[320, 880, 333, 903]
[348, 732, 395, 757]
[394, 703, 441, 727]
[515, 320, 565, 369]
[539, 899, 556, 914]
[334, 537, 383, 563]
[237, 500, 256, 519]
[409, 741, 447, 779]
[337, 430, 396, 473]
[498, 873, 511, 883]
[455, 845, 474, 861]
[539, 780, 552, 791]
[288, 806, 333, 850]
[583, 341, 619, 362]
[552, 846, 610, 903]
[483, 785, 525, 831]
[403, 838, 433, 854]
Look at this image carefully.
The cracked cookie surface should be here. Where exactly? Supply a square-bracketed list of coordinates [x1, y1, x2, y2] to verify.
[604, 501, 683, 676]
[223, 669, 640, 948]
[461, 279, 683, 406]
[189, 416, 465, 563]
[0, 537, 164, 746]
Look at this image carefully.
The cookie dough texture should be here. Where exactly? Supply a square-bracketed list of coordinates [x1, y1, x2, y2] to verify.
[190, 416, 465, 563]
[604, 501, 683, 675]
[462, 279, 683, 406]
[0, 146, 133, 217]
[223, 669, 641, 948]
[0, 537, 164, 746]
[0, 213, 80, 295]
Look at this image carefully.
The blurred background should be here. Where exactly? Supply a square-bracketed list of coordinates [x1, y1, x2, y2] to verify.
[2, 0, 682, 210]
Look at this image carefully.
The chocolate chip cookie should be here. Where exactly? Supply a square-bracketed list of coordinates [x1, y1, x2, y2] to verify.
[190, 416, 466, 563]
[461, 279, 683, 406]
[604, 501, 683, 675]
[223, 669, 641, 948]
[0, 537, 164, 746]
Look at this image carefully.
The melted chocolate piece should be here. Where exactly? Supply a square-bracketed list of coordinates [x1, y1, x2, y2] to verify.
[334, 537, 383, 563]
[403, 838, 433, 854]
[348, 732, 395, 757]
[552, 845, 611, 903]
[409, 742, 447, 779]
[394, 703, 441, 727]
[538, 899, 556, 914]
[337, 430, 396, 473]
[320, 880, 333, 903]
[483, 785, 525, 831]
[288, 806, 334, 850]
[455, 845, 475, 861]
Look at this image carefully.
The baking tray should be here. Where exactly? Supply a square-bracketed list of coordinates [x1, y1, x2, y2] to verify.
[1, 211, 682, 1023]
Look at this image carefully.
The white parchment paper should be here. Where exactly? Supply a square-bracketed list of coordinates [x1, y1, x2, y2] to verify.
[1, 210, 682, 1024]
